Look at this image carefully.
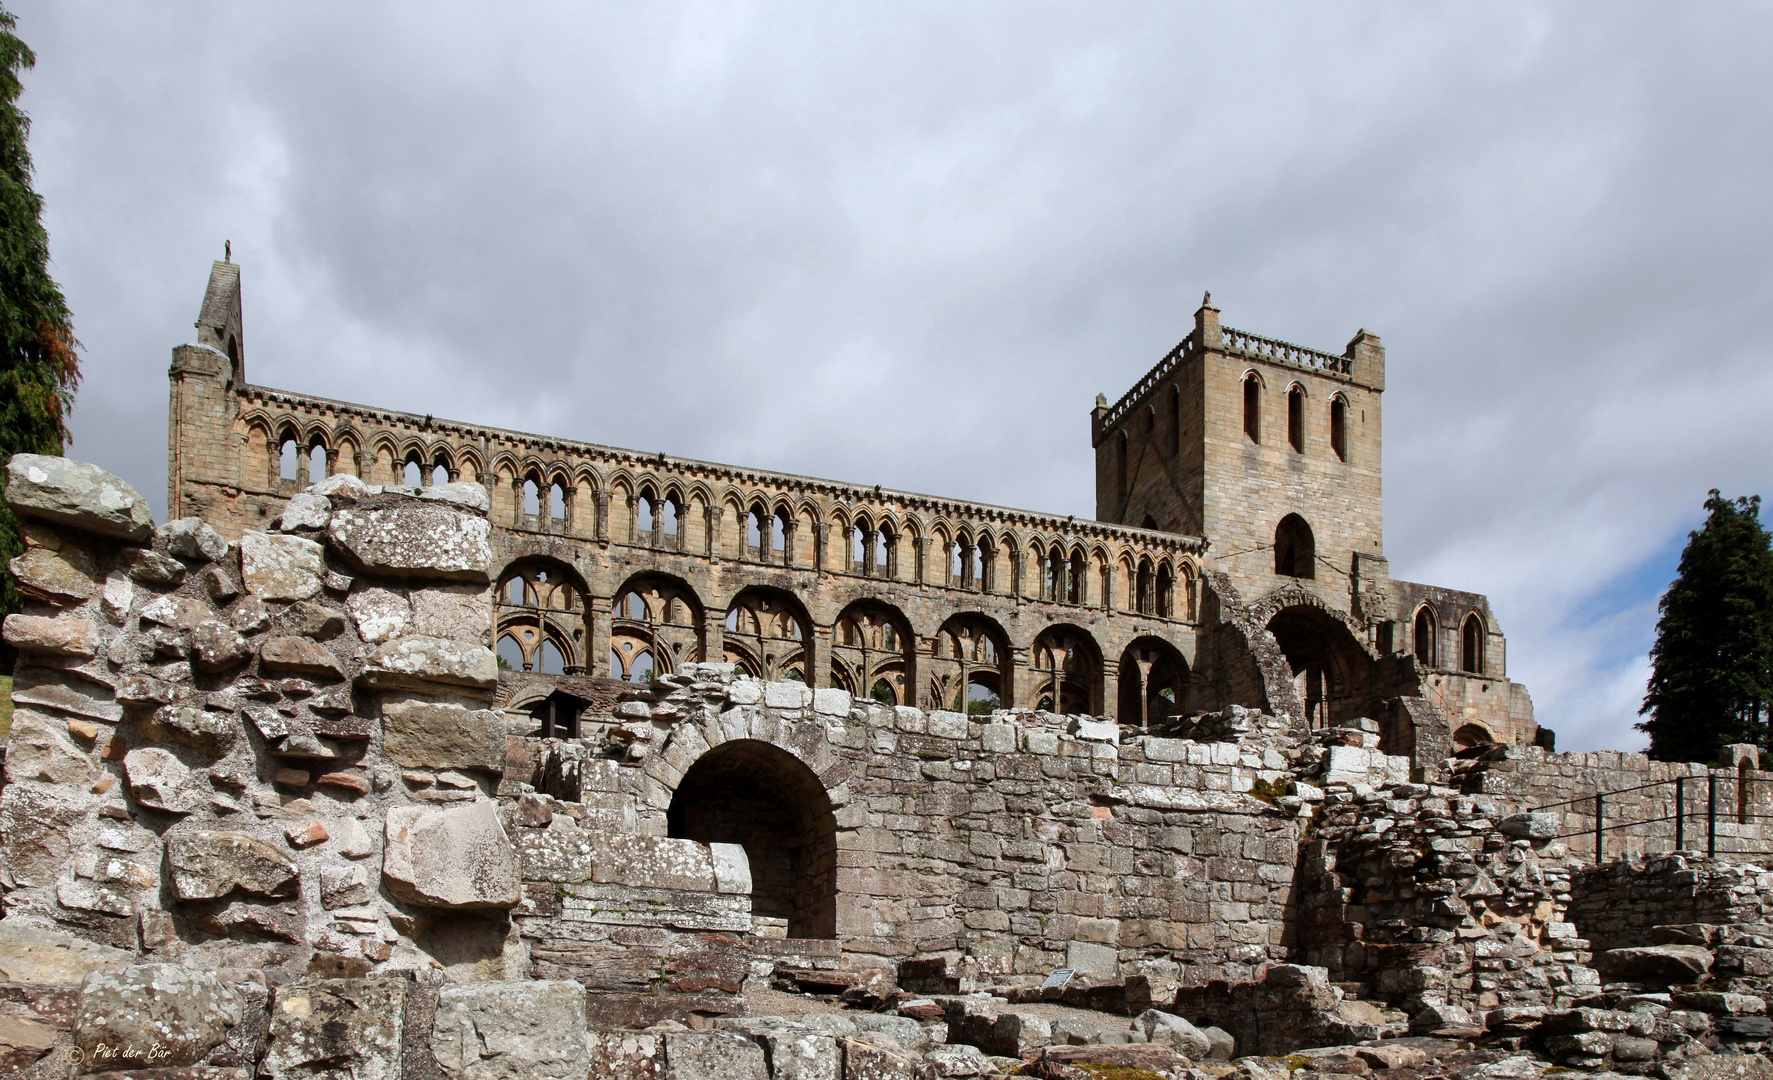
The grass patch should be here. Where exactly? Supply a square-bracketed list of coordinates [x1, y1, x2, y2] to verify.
[0, 674, 11, 738]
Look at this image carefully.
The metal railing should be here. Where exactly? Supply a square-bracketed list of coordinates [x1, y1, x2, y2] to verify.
[1530, 774, 1773, 862]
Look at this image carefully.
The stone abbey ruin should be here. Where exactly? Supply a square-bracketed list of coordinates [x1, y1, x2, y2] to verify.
[2, 261, 1773, 1079]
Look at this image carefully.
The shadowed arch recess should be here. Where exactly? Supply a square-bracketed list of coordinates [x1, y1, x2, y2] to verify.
[667, 739, 837, 939]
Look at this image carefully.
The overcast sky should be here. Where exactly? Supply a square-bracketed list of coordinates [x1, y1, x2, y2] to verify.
[14, 3, 1773, 752]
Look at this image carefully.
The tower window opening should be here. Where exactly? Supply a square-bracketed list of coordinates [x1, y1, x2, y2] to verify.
[1274, 514, 1315, 579]
[1462, 613, 1485, 674]
[523, 479, 540, 517]
[1288, 386, 1304, 453]
[1242, 375, 1261, 443]
[1330, 396, 1348, 461]
[279, 438, 299, 480]
[549, 483, 566, 520]
[1414, 607, 1437, 667]
[403, 460, 422, 487]
[308, 446, 327, 484]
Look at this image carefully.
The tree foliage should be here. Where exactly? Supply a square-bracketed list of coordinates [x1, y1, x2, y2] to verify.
[1639, 491, 1773, 763]
[0, 5, 81, 671]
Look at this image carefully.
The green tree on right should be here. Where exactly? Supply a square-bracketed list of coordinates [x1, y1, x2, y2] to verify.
[1639, 491, 1773, 763]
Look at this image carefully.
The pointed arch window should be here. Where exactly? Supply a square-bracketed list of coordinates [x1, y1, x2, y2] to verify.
[1414, 606, 1437, 667]
[1274, 514, 1315, 579]
[1287, 385, 1305, 453]
[1462, 613, 1485, 674]
[1243, 374, 1261, 443]
[1330, 395, 1348, 461]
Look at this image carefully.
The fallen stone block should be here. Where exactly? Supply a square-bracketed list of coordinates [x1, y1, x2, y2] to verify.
[9, 544, 99, 604]
[162, 516, 230, 561]
[1134, 1008, 1208, 1059]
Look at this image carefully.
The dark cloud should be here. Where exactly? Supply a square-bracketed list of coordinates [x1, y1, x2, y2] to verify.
[17, 2, 1773, 750]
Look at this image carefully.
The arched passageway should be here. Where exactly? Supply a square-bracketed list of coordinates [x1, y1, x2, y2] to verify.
[1265, 605, 1372, 730]
[1117, 637, 1189, 728]
[667, 740, 837, 939]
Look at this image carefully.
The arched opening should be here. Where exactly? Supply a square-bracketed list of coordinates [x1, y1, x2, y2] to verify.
[668, 740, 837, 939]
[1287, 385, 1305, 452]
[1274, 514, 1315, 578]
[549, 483, 566, 521]
[1413, 606, 1437, 667]
[1135, 559, 1154, 614]
[930, 613, 1009, 716]
[1461, 613, 1485, 674]
[495, 559, 588, 674]
[1242, 374, 1261, 443]
[1117, 637, 1189, 728]
[831, 600, 913, 707]
[522, 479, 541, 517]
[279, 437, 299, 481]
[1452, 723, 1494, 753]
[612, 573, 705, 680]
[308, 444, 328, 484]
[431, 462, 450, 486]
[1155, 563, 1174, 618]
[723, 587, 809, 683]
[404, 459, 423, 487]
[1032, 625, 1101, 716]
[1330, 395, 1348, 462]
[1265, 605, 1373, 730]
[1068, 550, 1086, 604]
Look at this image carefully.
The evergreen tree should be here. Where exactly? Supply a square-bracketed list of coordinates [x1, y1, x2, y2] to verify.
[0, 5, 80, 673]
[1639, 491, 1773, 763]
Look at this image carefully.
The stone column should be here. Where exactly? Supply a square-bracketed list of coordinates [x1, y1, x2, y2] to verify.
[594, 490, 610, 542]
[814, 522, 830, 572]
[703, 608, 724, 666]
[589, 597, 613, 680]
[1100, 658, 1120, 721]
[809, 627, 831, 695]
[914, 537, 931, 585]
[707, 503, 723, 560]
[1006, 647, 1032, 710]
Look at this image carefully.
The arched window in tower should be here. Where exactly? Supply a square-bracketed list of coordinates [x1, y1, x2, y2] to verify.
[772, 511, 788, 557]
[1068, 551, 1086, 604]
[636, 491, 655, 533]
[1330, 395, 1348, 461]
[1135, 559, 1154, 614]
[1462, 613, 1485, 674]
[1287, 385, 1305, 453]
[1156, 563, 1174, 618]
[522, 479, 540, 517]
[1243, 374, 1261, 443]
[1274, 514, 1315, 578]
[308, 445, 327, 484]
[1414, 606, 1437, 667]
[431, 463, 449, 486]
[279, 437, 299, 481]
[404, 459, 423, 487]
[853, 526, 866, 568]
[661, 497, 680, 536]
[549, 483, 566, 520]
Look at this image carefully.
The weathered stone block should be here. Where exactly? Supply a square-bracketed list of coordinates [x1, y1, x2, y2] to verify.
[3, 613, 98, 657]
[662, 1031, 768, 1080]
[124, 748, 201, 814]
[261, 979, 407, 1080]
[260, 635, 345, 678]
[430, 980, 589, 1080]
[328, 503, 492, 581]
[358, 635, 497, 691]
[162, 516, 230, 561]
[9, 544, 99, 604]
[5, 711, 98, 786]
[240, 531, 325, 601]
[382, 800, 520, 909]
[164, 830, 300, 901]
[74, 964, 243, 1070]
[381, 698, 506, 773]
[5, 454, 154, 541]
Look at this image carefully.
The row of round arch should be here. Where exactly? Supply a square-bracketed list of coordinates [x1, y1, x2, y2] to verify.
[494, 559, 1196, 725]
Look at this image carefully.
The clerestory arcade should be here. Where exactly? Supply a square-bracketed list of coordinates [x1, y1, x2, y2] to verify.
[168, 262, 1539, 760]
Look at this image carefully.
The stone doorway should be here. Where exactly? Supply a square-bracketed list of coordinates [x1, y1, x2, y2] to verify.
[666, 739, 837, 939]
